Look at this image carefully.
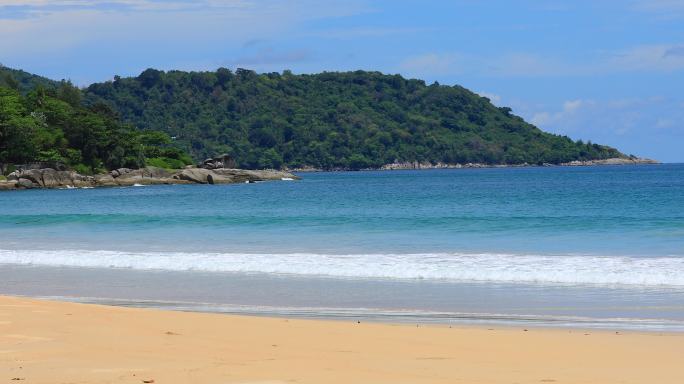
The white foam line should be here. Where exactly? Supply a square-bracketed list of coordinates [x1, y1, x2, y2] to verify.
[1, 249, 683, 287]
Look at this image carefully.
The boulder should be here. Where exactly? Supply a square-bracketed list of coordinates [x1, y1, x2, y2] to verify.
[40, 169, 61, 187]
[116, 167, 174, 181]
[173, 168, 213, 184]
[17, 169, 44, 185]
[206, 173, 233, 184]
[173, 168, 239, 184]
[72, 173, 95, 188]
[110, 168, 133, 178]
[113, 167, 176, 186]
[40, 169, 79, 188]
[17, 178, 35, 189]
[212, 168, 300, 182]
[93, 174, 118, 187]
[11, 168, 94, 188]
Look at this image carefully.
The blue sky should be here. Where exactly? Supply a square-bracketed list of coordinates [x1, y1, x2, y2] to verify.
[1, 0, 683, 162]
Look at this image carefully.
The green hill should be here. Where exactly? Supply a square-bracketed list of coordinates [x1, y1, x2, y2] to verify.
[83, 68, 624, 169]
[0, 65, 58, 94]
[0, 79, 191, 175]
[2, 66, 627, 171]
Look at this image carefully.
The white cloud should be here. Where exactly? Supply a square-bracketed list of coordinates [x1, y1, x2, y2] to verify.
[655, 118, 675, 129]
[397, 43, 684, 80]
[631, 0, 684, 12]
[398, 53, 461, 75]
[629, 0, 684, 20]
[522, 96, 684, 161]
[0, 1, 251, 14]
[0, 1, 367, 60]
[530, 99, 590, 127]
[528, 97, 682, 138]
[228, 47, 311, 67]
[608, 44, 684, 72]
[477, 91, 501, 105]
[310, 26, 429, 39]
[487, 53, 576, 77]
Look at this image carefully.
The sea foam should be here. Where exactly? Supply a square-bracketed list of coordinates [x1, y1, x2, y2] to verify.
[1, 249, 683, 287]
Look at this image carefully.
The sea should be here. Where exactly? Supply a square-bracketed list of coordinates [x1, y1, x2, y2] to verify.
[2, 164, 684, 331]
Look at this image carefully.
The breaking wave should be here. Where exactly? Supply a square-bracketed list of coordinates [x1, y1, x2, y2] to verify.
[2, 249, 683, 287]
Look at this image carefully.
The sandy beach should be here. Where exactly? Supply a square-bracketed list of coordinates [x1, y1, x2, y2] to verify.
[1, 295, 682, 384]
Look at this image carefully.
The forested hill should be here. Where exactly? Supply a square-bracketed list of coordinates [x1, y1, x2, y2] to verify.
[83, 68, 625, 170]
[0, 65, 58, 94]
[0, 76, 192, 175]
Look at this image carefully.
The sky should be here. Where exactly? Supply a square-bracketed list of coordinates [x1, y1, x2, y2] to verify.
[1, 0, 683, 162]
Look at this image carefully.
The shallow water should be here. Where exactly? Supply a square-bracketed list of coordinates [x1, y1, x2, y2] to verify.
[2, 165, 684, 330]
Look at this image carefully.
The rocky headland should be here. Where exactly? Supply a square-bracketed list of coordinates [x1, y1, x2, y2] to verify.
[0, 166, 299, 191]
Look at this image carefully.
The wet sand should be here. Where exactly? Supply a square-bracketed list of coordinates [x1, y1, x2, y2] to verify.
[1, 295, 682, 383]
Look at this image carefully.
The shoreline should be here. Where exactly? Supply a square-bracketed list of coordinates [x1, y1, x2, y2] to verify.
[2, 295, 683, 383]
[0, 158, 661, 191]
[3, 260, 684, 333]
[22, 294, 684, 333]
[286, 157, 660, 172]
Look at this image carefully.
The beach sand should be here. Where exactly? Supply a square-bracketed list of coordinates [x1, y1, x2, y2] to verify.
[1, 295, 682, 384]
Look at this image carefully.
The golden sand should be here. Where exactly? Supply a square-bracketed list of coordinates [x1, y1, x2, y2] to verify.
[1, 295, 682, 383]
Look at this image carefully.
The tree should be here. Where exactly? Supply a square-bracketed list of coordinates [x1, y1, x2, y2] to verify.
[137, 68, 163, 88]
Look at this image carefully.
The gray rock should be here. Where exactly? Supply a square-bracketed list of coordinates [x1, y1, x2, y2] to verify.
[116, 167, 174, 181]
[19, 169, 44, 185]
[17, 178, 35, 189]
[212, 168, 300, 182]
[173, 168, 213, 184]
[111, 168, 132, 178]
[41, 169, 78, 188]
[1, 166, 299, 190]
[561, 157, 659, 166]
[93, 174, 118, 187]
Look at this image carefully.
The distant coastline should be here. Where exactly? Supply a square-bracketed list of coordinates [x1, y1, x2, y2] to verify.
[287, 157, 659, 172]
[0, 157, 660, 190]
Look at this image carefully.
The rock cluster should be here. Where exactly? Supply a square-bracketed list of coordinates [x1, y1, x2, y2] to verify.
[560, 158, 659, 166]
[198, 154, 236, 170]
[4, 168, 95, 189]
[0, 167, 299, 190]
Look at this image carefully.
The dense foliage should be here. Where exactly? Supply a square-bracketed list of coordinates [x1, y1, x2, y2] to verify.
[0, 81, 191, 174]
[0, 65, 57, 94]
[84, 68, 625, 169]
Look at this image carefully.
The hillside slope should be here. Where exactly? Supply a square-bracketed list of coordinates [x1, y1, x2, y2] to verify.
[0, 65, 58, 93]
[84, 68, 625, 169]
[0, 80, 191, 174]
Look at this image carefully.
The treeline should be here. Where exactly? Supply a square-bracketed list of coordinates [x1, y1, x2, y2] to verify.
[0, 65, 57, 94]
[84, 68, 625, 169]
[0, 78, 192, 175]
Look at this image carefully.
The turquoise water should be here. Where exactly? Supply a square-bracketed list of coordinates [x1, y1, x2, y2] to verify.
[2, 164, 684, 329]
